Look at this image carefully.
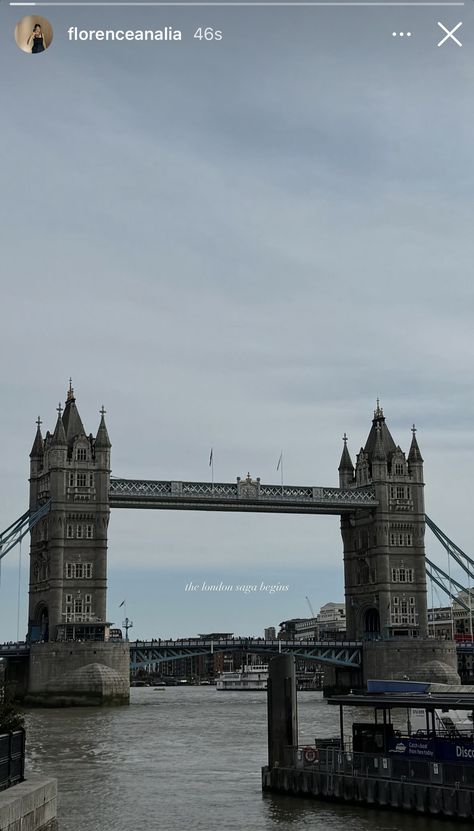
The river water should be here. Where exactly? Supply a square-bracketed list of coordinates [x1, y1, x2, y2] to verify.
[25, 688, 460, 831]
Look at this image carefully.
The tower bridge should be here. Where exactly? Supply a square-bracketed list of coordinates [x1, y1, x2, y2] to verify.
[0, 384, 462, 704]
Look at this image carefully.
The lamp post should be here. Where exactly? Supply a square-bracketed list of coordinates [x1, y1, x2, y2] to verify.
[122, 616, 133, 641]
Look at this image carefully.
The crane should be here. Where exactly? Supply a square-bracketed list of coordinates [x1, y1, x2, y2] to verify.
[305, 596, 316, 618]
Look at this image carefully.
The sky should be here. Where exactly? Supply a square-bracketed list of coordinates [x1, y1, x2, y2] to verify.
[1, 3, 474, 640]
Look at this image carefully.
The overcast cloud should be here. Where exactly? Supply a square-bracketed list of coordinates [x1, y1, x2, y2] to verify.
[1, 5, 473, 639]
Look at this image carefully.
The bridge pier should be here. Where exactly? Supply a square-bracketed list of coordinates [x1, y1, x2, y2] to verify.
[322, 665, 361, 697]
[361, 639, 459, 686]
[25, 642, 130, 707]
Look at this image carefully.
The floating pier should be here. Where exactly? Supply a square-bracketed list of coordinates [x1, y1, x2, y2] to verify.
[262, 656, 474, 820]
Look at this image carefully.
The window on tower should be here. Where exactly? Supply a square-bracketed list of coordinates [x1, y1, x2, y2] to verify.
[65, 562, 93, 579]
[390, 595, 418, 626]
[391, 567, 414, 583]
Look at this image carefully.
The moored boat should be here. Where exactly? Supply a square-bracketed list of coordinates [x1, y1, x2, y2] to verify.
[217, 664, 268, 691]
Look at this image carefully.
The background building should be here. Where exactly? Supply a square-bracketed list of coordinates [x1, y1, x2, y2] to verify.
[278, 601, 346, 641]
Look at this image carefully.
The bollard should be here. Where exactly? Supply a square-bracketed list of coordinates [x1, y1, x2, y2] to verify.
[267, 655, 298, 768]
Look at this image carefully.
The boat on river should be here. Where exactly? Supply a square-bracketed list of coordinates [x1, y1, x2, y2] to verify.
[216, 665, 268, 691]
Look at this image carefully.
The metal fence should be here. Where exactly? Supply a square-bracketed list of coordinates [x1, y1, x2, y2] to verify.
[0, 731, 25, 791]
[286, 745, 474, 789]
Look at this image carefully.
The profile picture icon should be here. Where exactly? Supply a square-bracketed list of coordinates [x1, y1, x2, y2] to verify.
[15, 16, 53, 54]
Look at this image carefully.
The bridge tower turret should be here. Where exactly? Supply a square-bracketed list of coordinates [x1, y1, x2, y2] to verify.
[341, 402, 428, 642]
[28, 382, 111, 643]
[338, 434, 354, 488]
[29, 418, 44, 512]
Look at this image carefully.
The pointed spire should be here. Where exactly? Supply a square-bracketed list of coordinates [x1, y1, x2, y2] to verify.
[374, 398, 384, 421]
[372, 423, 386, 462]
[62, 381, 86, 442]
[67, 378, 75, 402]
[95, 405, 111, 449]
[408, 424, 424, 463]
[30, 416, 44, 458]
[338, 433, 354, 472]
[52, 403, 67, 446]
[364, 400, 396, 461]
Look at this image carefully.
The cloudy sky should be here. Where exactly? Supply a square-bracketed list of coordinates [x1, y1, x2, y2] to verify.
[1, 4, 473, 640]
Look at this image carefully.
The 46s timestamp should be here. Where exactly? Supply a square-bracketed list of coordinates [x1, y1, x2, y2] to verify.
[194, 27, 223, 41]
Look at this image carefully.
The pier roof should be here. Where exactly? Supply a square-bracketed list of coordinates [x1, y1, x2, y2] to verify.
[328, 693, 474, 711]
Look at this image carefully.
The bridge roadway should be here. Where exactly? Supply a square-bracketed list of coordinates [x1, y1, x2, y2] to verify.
[108, 478, 378, 515]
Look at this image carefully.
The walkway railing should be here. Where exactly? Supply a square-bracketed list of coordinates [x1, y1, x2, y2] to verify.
[109, 478, 377, 514]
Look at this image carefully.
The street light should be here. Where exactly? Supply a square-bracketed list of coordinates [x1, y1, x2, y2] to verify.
[122, 617, 133, 641]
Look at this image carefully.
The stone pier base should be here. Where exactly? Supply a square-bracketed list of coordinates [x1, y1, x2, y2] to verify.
[26, 642, 130, 707]
[362, 639, 460, 685]
[0, 776, 57, 831]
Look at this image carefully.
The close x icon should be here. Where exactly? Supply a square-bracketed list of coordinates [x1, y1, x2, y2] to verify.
[437, 21, 463, 47]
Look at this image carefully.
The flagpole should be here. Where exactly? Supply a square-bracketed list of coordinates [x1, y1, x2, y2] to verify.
[209, 448, 214, 492]
[277, 451, 283, 496]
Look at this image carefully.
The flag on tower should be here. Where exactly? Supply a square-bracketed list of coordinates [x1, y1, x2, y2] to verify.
[277, 452, 283, 471]
[209, 448, 213, 467]
[119, 600, 125, 608]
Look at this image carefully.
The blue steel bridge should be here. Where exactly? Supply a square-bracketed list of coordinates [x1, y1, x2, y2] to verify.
[128, 638, 363, 670]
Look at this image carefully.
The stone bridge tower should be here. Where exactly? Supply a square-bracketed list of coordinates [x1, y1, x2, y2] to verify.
[339, 402, 459, 684]
[28, 382, 111, 642]
[340, 402, 427, 641]
[27, 383, 129, 705]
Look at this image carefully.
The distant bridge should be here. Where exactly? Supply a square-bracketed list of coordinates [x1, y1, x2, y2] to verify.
[129, 638, 363, 669]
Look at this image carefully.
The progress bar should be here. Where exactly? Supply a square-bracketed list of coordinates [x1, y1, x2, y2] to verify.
[8, 1, 467, 5]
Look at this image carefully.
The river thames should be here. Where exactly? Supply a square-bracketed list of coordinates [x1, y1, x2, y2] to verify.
[25, 687, 460, 831]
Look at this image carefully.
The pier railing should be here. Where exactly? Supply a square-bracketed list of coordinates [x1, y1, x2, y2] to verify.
[287, 745, 474, 789]
[0, 730, 25, 791]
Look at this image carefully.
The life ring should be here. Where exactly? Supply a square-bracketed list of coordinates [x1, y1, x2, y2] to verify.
[303, 746, 318, 764]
